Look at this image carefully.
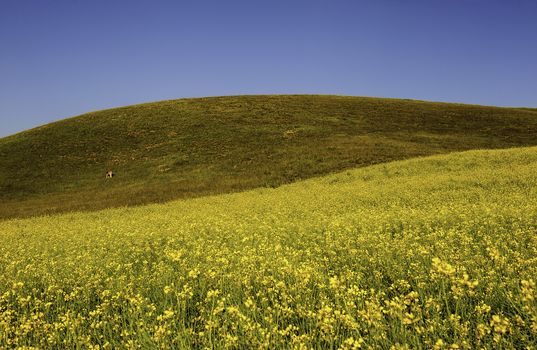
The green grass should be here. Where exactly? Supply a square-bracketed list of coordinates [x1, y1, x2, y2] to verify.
[1, 146, 536, 348]
[2, 95, 537, 219]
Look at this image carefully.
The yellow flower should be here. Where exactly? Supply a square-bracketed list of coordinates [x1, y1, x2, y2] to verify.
[521, 279, 535, 302]
[431, 258, 456, 276]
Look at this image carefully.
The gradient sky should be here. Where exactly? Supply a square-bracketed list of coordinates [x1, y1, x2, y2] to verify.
[1, 0, 536, 137]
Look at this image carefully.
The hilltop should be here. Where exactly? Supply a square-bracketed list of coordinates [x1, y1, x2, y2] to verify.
[1, 95, 537, 219]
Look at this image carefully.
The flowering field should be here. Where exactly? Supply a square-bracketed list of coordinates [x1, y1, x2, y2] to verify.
[1, 147, 536, 349]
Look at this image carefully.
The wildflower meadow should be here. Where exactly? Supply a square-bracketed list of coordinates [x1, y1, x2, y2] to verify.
[1, 147, 536, 349]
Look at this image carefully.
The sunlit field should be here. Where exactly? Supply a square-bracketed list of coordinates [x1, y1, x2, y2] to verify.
[1, 147, 536, 349]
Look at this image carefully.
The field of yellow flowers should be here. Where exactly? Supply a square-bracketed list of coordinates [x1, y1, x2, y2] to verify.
[1, 146, 536, 349]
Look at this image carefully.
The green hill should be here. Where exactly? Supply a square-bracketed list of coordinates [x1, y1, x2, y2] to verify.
[1, 146, 536, 348]
[1, 94, 537, 219]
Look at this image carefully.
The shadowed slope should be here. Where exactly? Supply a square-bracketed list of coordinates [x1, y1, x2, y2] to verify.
[1, 95, 537, 219]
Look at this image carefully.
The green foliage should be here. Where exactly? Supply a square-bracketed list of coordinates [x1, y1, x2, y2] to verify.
[2, 95, 537, 219]
[1, 147, 536, 348]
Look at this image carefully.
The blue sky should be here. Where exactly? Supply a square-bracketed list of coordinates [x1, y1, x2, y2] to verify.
[1, 0, 536, 137]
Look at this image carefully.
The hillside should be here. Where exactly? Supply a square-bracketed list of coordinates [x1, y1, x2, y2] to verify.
[1, 95, 537, 219]
[1, 146, 536, 348]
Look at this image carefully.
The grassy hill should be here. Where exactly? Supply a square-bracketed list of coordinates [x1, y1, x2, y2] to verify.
[1, 95, 537, 219]
[1, 146, 536, 348]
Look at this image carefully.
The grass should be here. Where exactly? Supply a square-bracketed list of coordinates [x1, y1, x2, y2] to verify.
[1, 146, 536, 348]
[2, 95, 537, 219]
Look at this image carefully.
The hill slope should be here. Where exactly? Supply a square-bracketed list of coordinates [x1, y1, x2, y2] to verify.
[1, 94, 537, 219]
[1, 147, 536, 348]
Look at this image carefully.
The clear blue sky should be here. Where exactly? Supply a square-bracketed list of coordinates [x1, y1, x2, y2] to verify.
[1, 0, 536, 137]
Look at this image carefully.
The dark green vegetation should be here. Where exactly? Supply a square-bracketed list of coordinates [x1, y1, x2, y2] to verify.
[1, 95, 537, 219]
